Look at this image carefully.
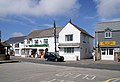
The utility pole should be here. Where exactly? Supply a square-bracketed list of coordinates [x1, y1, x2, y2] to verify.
[0, 30, 1, 42]
[54, 20, 57, 53]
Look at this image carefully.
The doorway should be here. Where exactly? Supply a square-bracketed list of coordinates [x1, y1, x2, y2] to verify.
[101, 48, 114, 60]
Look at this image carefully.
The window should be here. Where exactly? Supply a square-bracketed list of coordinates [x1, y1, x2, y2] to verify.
[15, 43, 19, 48]
[56, 37, 59, 43]
[105, 31, 112, 38]
[15, 49, 19, 54]
[44, 39, 48, 44]
[101, 49, 106, 55]
[65, 34, 73, 41]
[34, 40, 38, 44]
[27, 40, 30, 44]
[64, 47, 74, 53]
[109, 49, 113, 55]
[83, 34, 86, 43]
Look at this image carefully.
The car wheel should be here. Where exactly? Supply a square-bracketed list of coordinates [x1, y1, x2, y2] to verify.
[46, 58, 48, 61]
[55, 58, 58, 62]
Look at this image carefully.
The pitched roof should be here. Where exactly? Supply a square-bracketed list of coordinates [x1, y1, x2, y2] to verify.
[69, 21, 94, 38]
[96, 21, 120, 31]
[0, 42, 11, 47]
[27, 27, 63, 38]
[5, 36, 26, 44]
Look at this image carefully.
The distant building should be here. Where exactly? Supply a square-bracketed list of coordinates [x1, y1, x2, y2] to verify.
[58, 21, 94, 61]
[0, 42, 11, 60]
[5, 36, 26, 56]
[95, 21, 120, 60]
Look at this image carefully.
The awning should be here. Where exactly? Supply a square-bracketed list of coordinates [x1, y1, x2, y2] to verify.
[58, 43, 80, 48]
[29, 44, 49, 47]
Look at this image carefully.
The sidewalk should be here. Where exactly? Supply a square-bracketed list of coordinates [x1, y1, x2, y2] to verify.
[0, 59, 20, 64]
[65, 59, 120, 65]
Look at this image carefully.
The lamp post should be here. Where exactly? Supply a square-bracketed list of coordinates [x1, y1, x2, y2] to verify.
[0, 30, 1, 42]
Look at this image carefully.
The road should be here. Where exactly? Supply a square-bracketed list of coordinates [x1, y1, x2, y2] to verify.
[0, 62, 120, 82]
[11, 56, 120, 71]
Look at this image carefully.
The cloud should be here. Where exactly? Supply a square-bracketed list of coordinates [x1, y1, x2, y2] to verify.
[0, 0, 80, 16]
[94, 0, 120, 20]
[11, 32, 24, 37]
[43, 24, 53, 27]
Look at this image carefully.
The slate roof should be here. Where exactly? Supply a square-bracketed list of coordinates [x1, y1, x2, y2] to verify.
[96, 21, 120, 32]
[69, 21, 94, 38]
[5, 36, 26, 44]
[0, 42, 11, 47]
[27, 27, 63, 38]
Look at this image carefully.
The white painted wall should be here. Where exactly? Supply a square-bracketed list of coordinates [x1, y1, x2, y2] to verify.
[59, 23, 80, 43]
[59, 23, 81, 61]
[24, 37, 59, 53]
[59, 47, 80, 61]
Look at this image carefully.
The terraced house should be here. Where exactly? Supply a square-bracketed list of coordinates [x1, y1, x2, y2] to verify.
[95, 21, 120, 61]
[6, 21, 94, 61]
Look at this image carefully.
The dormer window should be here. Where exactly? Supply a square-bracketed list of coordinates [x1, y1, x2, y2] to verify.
[104, 27, 112, 38]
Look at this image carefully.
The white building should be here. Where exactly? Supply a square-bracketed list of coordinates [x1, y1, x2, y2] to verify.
[23, 27, 63, 57]
[58, 21, 94, 61]
[5, 36, 26, 56]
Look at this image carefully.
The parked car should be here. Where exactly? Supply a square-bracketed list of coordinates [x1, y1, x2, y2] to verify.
[44, 52, 64, 62]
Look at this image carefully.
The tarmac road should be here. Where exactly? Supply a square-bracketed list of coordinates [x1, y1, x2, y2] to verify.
[11, 56, 120, 71]
[0, 62, 120, 82]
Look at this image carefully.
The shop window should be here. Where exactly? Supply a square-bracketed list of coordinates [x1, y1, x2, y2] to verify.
[101, 49, 106, 55]
[109, 49, 113, 55]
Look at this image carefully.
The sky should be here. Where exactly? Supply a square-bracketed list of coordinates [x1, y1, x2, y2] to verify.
[0, 0, 120, 41]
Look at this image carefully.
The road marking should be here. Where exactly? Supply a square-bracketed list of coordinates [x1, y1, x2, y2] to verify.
[104, 78, 120, 82]
[82, 74, 96, 80]
[72, 74, 82, 78]
[41, 79, 56, 82]
[55, 72, 96, 80]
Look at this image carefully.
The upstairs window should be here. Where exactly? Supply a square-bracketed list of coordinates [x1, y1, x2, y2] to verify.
[34, 40, 38, 44]
[105, 27, 112, 39]
[65, 34, 73, 41]
[44, 39, 48, 44]
[105, 31, 112, 38]
[15, 43, 19, 48]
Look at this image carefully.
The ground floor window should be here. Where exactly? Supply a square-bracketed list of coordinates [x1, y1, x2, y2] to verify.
[64, 47, 74, 53]
[15, 49, 19, 54]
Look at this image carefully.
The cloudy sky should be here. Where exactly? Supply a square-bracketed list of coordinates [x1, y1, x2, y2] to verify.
[0, 0, 120, 40]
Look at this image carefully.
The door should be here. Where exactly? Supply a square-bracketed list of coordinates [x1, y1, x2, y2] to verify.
[101, 48, 114, 60]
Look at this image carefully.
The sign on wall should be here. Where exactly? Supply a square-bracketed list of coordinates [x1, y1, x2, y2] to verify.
[99, 41, 116, 46]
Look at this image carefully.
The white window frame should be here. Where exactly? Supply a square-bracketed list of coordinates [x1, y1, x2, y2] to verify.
[65, 34, 73, 41]
[105, 31, 112, 38]
[44, 39, 48, 44]
[64, 47, 74, 53]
